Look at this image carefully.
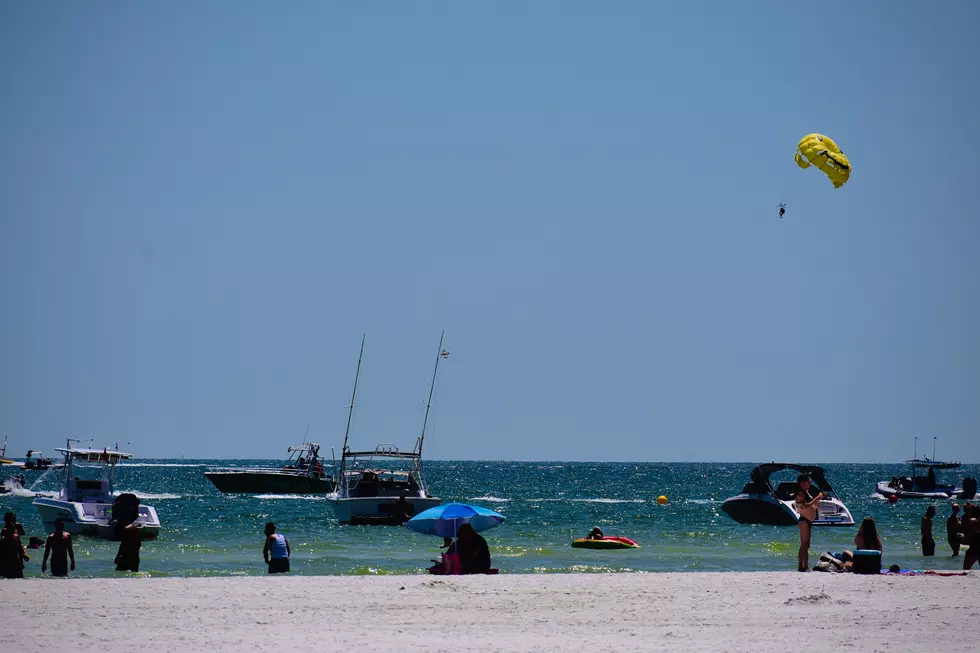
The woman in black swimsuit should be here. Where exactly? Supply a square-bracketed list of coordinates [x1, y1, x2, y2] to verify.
[795, 474, 824, 572]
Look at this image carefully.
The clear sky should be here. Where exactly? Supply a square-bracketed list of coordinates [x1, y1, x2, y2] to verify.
[1, 2, 978, 462]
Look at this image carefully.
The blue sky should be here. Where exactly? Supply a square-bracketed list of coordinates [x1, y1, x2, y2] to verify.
[1, 2, 978, 462]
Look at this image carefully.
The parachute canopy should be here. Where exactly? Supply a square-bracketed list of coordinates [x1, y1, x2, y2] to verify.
[795, 133, 850, 189]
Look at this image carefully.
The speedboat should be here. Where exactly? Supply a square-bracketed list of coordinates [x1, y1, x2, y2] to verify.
[722, 463, 855, 527]
[327, 335, 442, 525]
[23, 450, 54, 470]
[204, 442, 334, 494]
[32, 443, 161, 539]
[876, 459, 977, 500]
[0, 474, 26, 494]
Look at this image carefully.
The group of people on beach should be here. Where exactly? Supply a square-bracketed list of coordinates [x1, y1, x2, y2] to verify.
[0, 510, 143, 578]
[794, 474, 980, 572]
[261, 520, 492, 576]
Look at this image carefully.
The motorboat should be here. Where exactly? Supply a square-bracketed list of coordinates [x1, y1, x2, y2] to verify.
[327, 334, 442, 525]
[23, 450, 54, 470]
[0, 437, 23, 468]
[204, 442, 334, 494]
[1, 474, 26, 494]
[722, 463, 855, 527]
[32, 443, 161, 539]
[876, 459, 977, 500]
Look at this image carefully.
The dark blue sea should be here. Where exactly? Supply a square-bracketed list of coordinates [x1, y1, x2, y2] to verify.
[2, 461, 976, 577]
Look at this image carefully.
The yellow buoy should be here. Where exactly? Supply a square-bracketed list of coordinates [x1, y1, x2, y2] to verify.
[657, 495, 668, 505]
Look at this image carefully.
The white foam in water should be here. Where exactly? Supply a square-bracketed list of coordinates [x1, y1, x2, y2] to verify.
[253, 494, 328, 501]
[469, 496, 511, 503]
[570, 498, 645, 504]
[114, 491, 184, 500]
[685, 499, 722, 505]
[115, 463, 206, 468]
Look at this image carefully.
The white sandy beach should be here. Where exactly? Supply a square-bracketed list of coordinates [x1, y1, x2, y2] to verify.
[2, 572, 976, 652]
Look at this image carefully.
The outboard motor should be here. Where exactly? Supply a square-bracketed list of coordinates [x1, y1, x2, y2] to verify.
[959, 477, 977, 500]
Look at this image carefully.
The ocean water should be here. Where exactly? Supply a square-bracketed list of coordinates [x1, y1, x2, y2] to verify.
[1, 461, 976, 577]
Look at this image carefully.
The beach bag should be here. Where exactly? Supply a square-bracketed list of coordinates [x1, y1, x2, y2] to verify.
[442, 552, 461, 575]
[815, 552, 846, 573]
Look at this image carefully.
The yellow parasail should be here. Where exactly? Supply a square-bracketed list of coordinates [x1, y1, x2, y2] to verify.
[795, 133, 851, 189]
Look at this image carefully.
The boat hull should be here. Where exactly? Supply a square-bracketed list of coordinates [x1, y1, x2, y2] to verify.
[33, 498, 161, 540]
[204, 470, 334, 494]
[329, 496, 441, 525]
[875, 481, 957, 500]
[722, 494, 854, 527]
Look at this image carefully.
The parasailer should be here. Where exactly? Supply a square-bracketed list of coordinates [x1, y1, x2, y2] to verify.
[778, 203, 786, 219]
[795, 133, 851, 189]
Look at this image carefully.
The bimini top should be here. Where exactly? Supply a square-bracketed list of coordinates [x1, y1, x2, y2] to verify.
[905, 459, 961, 470]
[56, 448, 133, 463]
[744, 463, 835, 494]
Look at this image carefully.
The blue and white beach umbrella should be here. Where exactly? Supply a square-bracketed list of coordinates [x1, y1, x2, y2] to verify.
[405, 502, 505, 538]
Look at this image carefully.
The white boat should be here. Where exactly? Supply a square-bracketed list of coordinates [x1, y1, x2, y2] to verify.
[327, 334, 443, 525]
[876, 459, 976, 500]
[722, 463, 855, 527]
[32, 442, 161, 539]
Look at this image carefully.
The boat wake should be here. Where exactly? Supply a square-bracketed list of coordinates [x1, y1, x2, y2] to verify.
[469, 496, 511, 503]
[116, 463, 206, 468]
[253, 494, 328, 501]
[2, 483, 57, 499]
[114, 491, 184, 500]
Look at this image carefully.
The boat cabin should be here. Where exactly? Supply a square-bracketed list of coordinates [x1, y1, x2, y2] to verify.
[56, 448, 131, 503]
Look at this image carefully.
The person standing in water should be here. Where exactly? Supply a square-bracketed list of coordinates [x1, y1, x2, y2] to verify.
[946, 504, 961, 557]
[263, 522, 290, 574]
[921, 505, 937, 556]
[0, 514, 29, 578]
[114, 515, 143, 572]
[42, 518, 75, 577]
[794, 473, 824, 572]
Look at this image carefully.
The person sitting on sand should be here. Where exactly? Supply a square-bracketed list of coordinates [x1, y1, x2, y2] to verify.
[42, 518, 75, 577]
[794, 474, 824, 572]
[854, 517, 882, 552]
[457, 523, 491, 574]
[587, 527, 604, 540]
[263, 522, 291, 574]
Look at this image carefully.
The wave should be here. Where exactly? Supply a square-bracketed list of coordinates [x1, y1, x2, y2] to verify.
[469, 496, 511, 503]
[685, 498, 722, 505]
[569, 498, 645, 504]
[116, 463, 206, 468]
[253, 494, 328, 501]
[114, 491, 184, 500]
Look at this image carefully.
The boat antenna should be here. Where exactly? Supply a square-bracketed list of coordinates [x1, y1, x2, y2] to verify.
[303, 424, 311, 444]
[914, 436, 918, 461]
[933, 436, 937, 462]
[417, 330, 445, 457]
[341, 334, 366, 456]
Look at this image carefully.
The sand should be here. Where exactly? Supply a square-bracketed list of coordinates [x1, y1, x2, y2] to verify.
[2, 572, 976, 652]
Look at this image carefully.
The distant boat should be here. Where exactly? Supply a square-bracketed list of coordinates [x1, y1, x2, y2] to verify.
[23, 450, 54, 470]
[204, 441, 334, 494]
[722, 463, 855, 527]
[0, 437, 23, 468]
[32, 441, 161, 539]
[876, 459, 976, 500]
[327, 334, 442, 525]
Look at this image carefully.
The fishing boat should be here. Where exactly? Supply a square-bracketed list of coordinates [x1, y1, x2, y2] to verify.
[204, 440, 334, 494]
[327, 334, 443, 525]
[875, 438, 977, 500]
[721, 463, 855, 527]
[32, 442, 161, 539]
